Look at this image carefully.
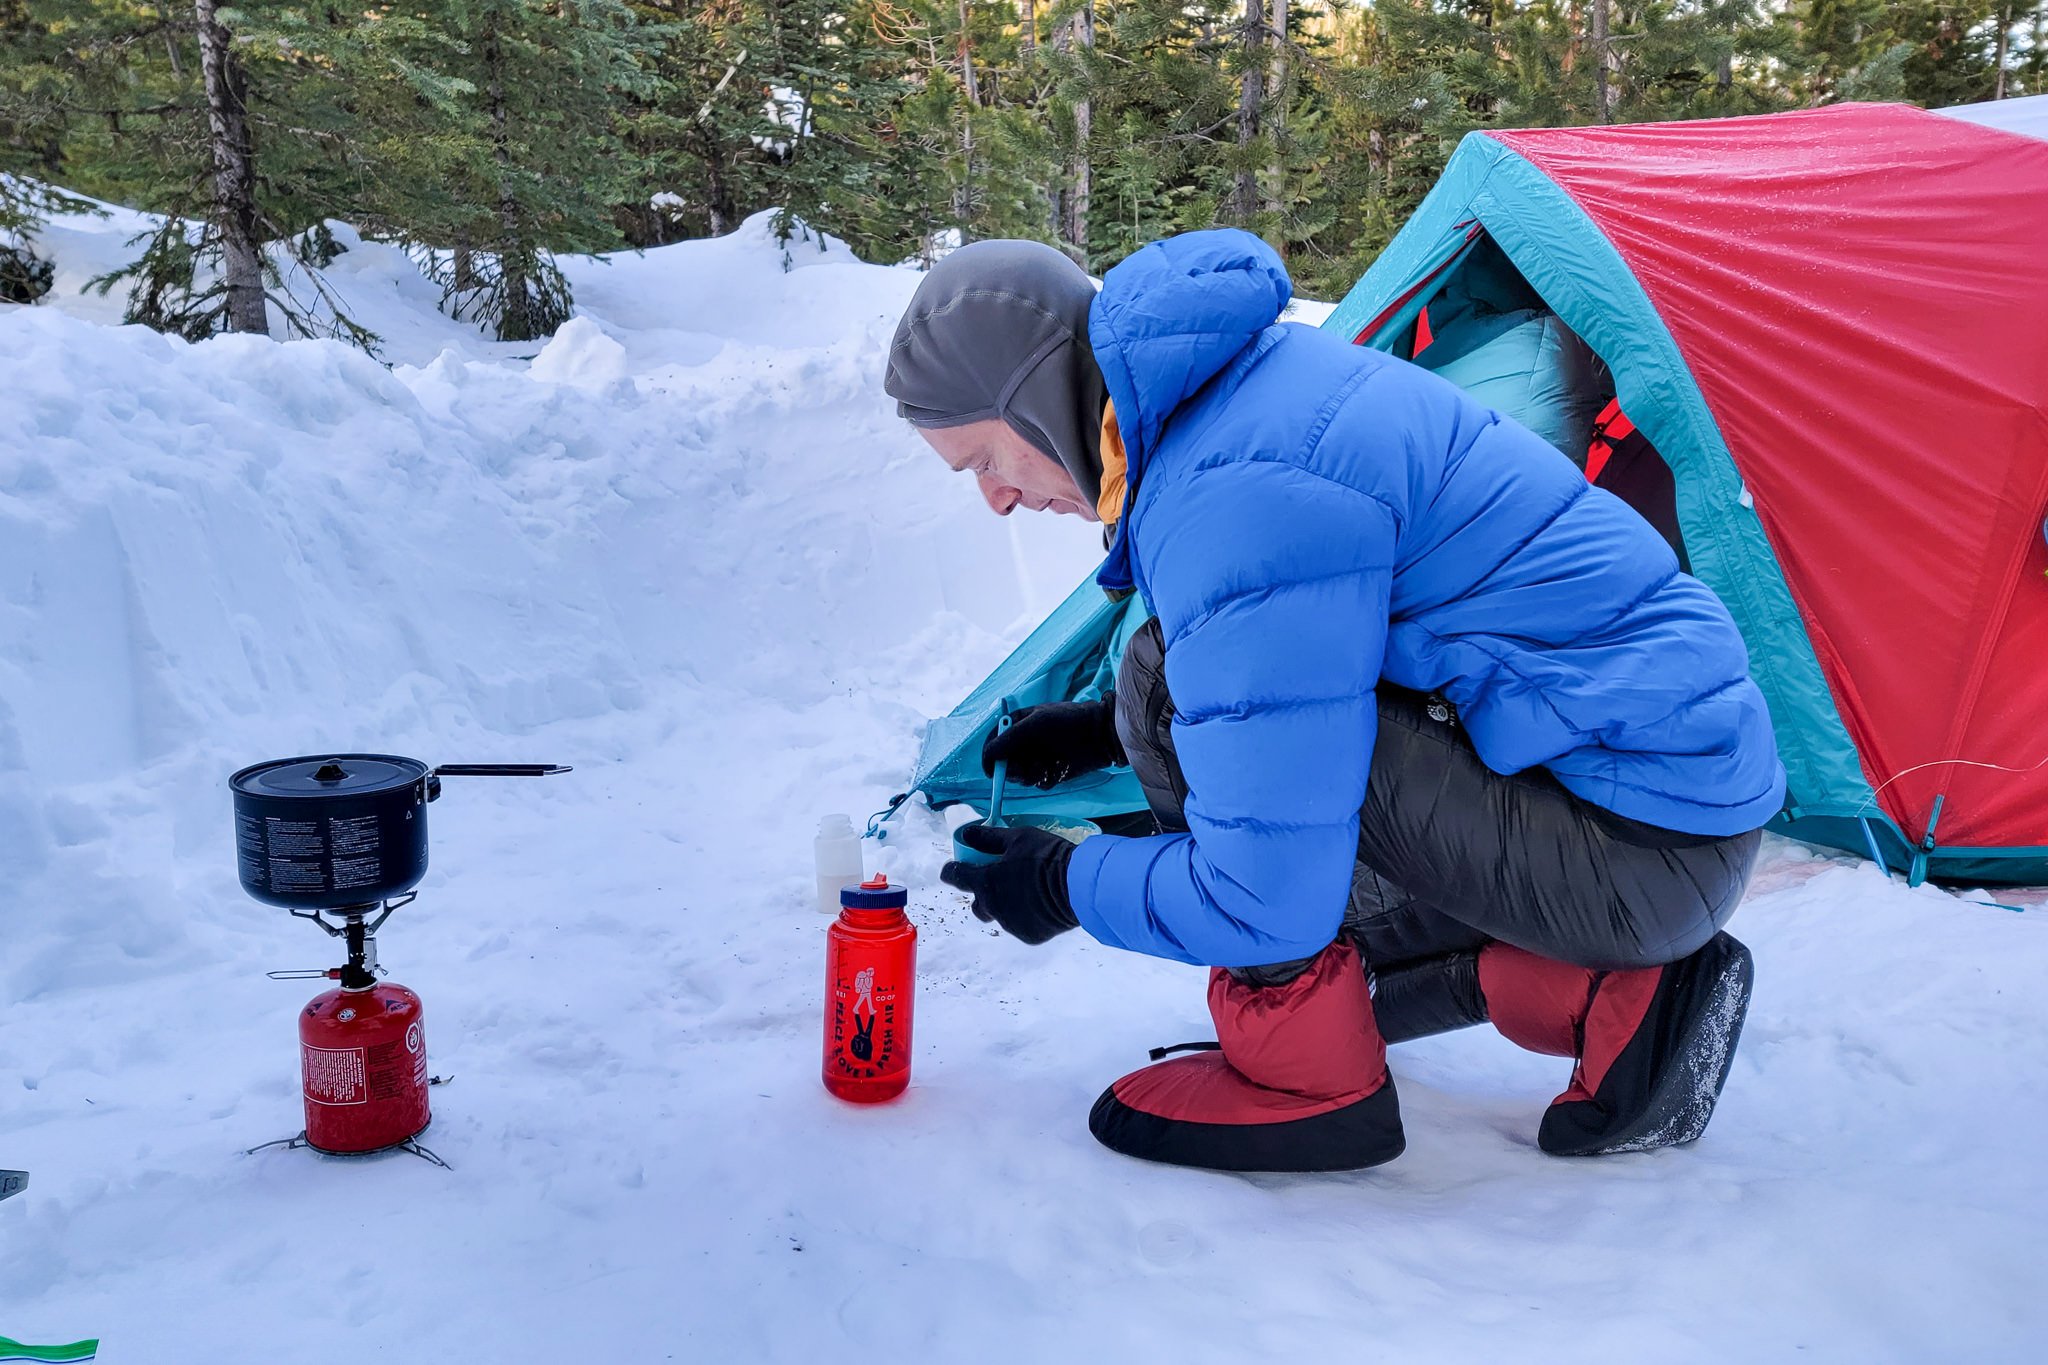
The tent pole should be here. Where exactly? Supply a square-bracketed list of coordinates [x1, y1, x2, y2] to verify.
[1858, 817, 1893, 882]
[1907, 794, 1948, 887]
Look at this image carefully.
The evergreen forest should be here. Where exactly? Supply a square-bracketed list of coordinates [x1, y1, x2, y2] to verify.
[3, 0, 2041, 344]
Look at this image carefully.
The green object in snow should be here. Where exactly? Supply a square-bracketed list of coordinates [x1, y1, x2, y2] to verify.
[0, 1338, 100, 1363]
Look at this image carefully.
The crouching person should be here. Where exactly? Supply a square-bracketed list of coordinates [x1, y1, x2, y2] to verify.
[884, 230, 1784, 1173]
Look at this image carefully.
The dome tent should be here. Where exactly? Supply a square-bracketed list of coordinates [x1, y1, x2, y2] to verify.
[909, 99, 2048, 886]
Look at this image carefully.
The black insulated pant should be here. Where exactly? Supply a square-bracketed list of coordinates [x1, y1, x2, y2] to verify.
[1111, 618, 1762, 987]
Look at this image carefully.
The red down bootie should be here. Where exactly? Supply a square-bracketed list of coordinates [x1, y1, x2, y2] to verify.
[1479, 932, 1755, 1156]
[1088, 940, 1404, 1172]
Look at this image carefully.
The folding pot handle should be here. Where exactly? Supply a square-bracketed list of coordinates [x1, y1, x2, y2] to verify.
[426, 764, 571, 801]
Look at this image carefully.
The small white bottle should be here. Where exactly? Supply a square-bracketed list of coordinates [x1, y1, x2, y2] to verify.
[814, 814, 865, 914]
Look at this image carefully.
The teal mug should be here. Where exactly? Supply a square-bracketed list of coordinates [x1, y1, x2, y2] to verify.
[950, 812, 1102, 866]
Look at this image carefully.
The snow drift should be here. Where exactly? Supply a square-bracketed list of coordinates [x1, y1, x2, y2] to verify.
[2, 202, 2045, 1363]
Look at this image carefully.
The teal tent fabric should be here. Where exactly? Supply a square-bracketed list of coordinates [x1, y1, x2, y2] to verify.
[1326, 133, 1886, 865]
[909, 579, 1151, 821]
[912, 123, 2045, 882]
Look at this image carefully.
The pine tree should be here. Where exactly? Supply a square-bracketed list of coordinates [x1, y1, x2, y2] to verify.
[804, 0, 961, 263]
[1231, 0, 1273, 229]
[746, 0, 923, 255]
[1624, 0, 1795, 120]
[1309, 0, 1488, 265]
[192, 0, 263, 331]
[0, 0, 95, 300]
[2021, 2, 2048, 95]
[821, 0, 1065, 262]
[1054, 0, 1095, 258]
[951, 0, 1069, 245]
[1894, 0, 2004, 106]
[1787, 0, 1916, 102]
[15, 0, 382, 342]
[5, 0, 2035, 341]
[1075, 0, 1241, 266]
[616, 0, 782, 245]
[363, 0, 661, 341]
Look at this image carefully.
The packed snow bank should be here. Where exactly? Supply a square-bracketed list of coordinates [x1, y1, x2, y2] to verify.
[3, 204, 2047, 1363]
[1, 213, 1095, 785]
[0, 202, 1094, 1164]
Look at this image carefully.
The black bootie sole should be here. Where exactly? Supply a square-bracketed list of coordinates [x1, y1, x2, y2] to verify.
[1538, 932, 1754, 1157]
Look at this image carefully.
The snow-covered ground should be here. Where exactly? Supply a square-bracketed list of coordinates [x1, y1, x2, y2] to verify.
[3, 204, 2045, 1363]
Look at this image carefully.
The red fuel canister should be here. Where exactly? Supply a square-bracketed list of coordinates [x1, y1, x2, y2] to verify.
[299, 979, 430, 1153]
[823, 875, 917, 1103]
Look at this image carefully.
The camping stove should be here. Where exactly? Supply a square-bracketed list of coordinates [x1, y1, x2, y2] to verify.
[264, 897, 438, 1161]
[234, 754, 569, 1166]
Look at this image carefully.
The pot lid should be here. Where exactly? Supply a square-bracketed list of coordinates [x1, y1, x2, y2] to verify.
[230, 753, 429, 799]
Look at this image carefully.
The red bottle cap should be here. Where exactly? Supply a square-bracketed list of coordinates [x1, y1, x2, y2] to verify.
[840, 876, 907, 910]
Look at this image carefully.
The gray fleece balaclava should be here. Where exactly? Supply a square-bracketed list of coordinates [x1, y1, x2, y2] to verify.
[883, 240, 1110, 511]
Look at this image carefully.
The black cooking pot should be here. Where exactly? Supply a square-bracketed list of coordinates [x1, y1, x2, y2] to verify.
[230, 754, 569, 910]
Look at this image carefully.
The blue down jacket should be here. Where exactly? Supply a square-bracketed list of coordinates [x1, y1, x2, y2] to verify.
[1063, 231, 1786, 968]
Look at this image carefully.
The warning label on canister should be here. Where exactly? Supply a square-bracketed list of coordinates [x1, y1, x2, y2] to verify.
[303, 1044, 367, 1105]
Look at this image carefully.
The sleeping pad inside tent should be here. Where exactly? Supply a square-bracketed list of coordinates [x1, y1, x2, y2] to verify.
[911, 97, 2048, 886]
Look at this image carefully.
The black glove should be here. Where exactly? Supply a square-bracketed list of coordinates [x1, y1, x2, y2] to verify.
[940, 823, 1080, 945]
[981, 696, 1125, 790]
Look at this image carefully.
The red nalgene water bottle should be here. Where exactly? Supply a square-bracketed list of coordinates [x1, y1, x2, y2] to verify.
[823, 875, 917, 1103]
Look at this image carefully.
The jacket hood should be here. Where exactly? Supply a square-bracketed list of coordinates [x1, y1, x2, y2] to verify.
[1089, 230, 1293, 592]
[1088, 230, 1293, 467]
